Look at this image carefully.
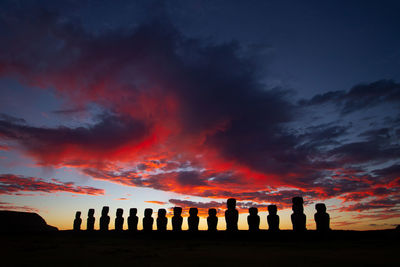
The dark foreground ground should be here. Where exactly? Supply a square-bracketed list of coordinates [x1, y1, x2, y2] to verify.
[1, 230, 398, 266]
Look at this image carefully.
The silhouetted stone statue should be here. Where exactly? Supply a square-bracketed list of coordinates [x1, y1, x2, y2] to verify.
[247, 207, 260, 231]
[128, 208, 138, 231]
[73, 211, 82, 231]
[115, 208, 124, 231]
[87, 209, 95, 231]
[291, 197, 306, 232]
[157, 209, 167, 232]
[225, 198, 238, 231]
[207, 208, 218, 232]
[100, 206, 110, 231]
[267, 205, 280, 231]
[188, 208, 199, 232]
[314, 203, 330, 232]
[143, 208, 153, 232]
[172, 207, 183, 231]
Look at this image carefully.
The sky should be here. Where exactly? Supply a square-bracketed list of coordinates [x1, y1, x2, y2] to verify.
[0, 0, 399, 231]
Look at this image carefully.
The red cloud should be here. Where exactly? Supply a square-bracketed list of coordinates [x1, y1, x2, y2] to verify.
[145, 201, 167, 205]
[0, 174, 104, 195]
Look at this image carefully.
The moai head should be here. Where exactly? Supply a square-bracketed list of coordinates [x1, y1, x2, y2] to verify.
[173, 207, 182, 216]
[116, 208, 123, 217]
[292, 204, 304, 214]
[88, 209, 95, 217]
[315, 203, 326, 213]
[292, 197, 304, 205]
[75, 211, 81, 219]
[129, 208, 137, 216]
[208, 208, 217, 217]
[249, 207, 258, 216]
[189, 208, 198, 216]
[102, 206, 109, 216]
[158, 208, 167, 217]
[268, 205, 277, 215]
[227, 198, 236, 209]
[145, 208, 153, 217]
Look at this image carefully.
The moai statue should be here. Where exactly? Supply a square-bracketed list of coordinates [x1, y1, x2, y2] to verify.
[188, 208, 199, 232]
[115, 208, 124, 232]
[143, 208, 154, 232]
[172, 207, 183, 231]
[314, 203, 330, 232]
[100, 206, 110, 231]
[247, 207, 260, 231]
[73, 211, 82, 231]
[87, 209, 95, 231]
[225, 198, 239, 231]
[128, 208, 138, 231]
[267, 205, 280, 231]
[157, 209, 168, 232]
[291, 197, 306, 232]
[207, 208, 218, 232]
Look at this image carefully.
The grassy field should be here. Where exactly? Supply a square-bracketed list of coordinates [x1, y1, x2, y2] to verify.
[1, 230, 398, 266]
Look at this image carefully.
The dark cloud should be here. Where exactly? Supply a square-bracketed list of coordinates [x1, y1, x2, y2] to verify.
[300, 80, 400, 114]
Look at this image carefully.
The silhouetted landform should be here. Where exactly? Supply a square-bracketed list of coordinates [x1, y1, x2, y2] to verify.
[188, 207, 199, 231]
[127, 208, 138, 231]
[314, 203, 330, 232]
[157, 209, 167, 232]
[291, 197, 306, 232]
[73, 211, 82, 231]
[115, 208, 124, 232]
[100, 206, 110, 231]
[207, 208, 218, 231]
[143, 208, 153, 232]
[0, 210, 58, 232]
[267, 205, 279, 231]
[247, 207, 260, 231]
[225, 198, 239, 231]
[87, 208, 95, 231]
[172, 207, 183, 231]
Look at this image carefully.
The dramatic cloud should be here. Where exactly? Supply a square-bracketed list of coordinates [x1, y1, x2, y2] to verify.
[0, 6, 399, 223]
[0, 174, 104, 195]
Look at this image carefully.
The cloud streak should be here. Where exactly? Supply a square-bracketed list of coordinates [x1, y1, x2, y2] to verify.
[0, 174, 104, 195]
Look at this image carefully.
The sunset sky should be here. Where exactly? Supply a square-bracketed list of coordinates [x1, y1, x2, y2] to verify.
[0, 0, 399, 231]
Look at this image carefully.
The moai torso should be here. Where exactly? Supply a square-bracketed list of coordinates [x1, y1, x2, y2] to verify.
[225, 198, 239, 231]
[314, 203, 330, 232]
[143, 208, 153, 232]
[73, 211, 82, 231]
[207, 208, 218, 231]
[115, 208, 124, 231]
[172, 207, 183, 231]
[247, 207, 260, 231]
[188, 208, 199, 231]
[267, 205, 280, 231]
[128, 208, 138, 231]
[87, 209, 95, 231]
[100, 206, 110, 231]
[157, 209, 167, 232]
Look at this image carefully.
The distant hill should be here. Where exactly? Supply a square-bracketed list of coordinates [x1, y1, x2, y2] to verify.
[0, 210, 58, 233]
